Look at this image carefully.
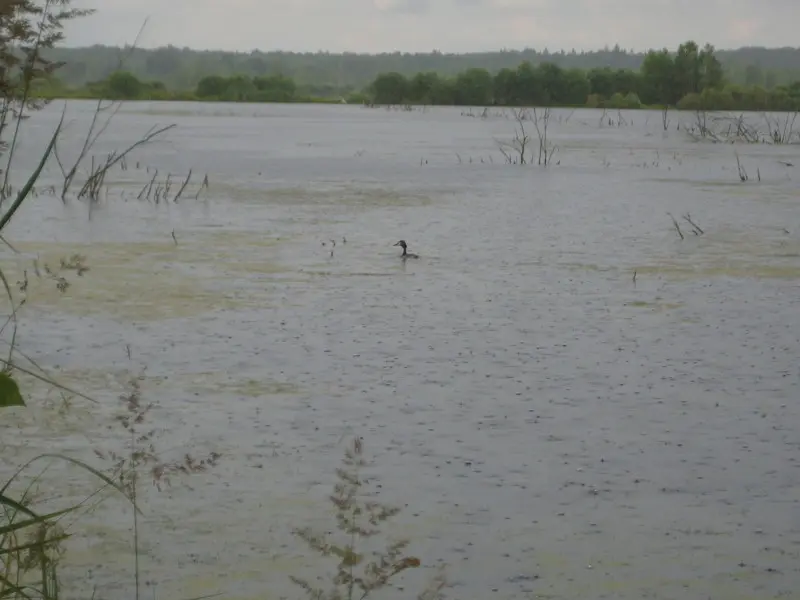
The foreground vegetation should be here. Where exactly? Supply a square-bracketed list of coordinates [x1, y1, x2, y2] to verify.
[32, 40, 800, 112]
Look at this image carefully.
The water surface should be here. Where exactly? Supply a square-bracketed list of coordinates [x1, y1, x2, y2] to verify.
[2, 101, 799, 600]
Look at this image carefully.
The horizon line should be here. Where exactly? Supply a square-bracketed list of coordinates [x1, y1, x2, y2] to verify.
[56, 42, 800, 56]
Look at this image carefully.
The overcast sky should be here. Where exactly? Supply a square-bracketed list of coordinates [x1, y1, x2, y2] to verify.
[64, 0, 797, 54]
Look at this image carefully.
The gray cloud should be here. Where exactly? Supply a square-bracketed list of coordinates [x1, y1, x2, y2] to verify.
[63, 0, 799, 53]
[374, 0, 432, 13]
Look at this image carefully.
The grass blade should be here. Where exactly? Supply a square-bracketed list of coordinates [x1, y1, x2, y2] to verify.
[0, 506, 76, 536]
[0, 111, 64, 233]
[0, 492, 38, 519]
[0, 533, 70, 557]
[1, 453, 129, 508]
[0, 358, 98, 404]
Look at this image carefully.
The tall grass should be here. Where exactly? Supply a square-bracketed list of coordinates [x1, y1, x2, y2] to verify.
[0, 2, 170, 598]
[0, 2, 125, 598]
[290, 437, 447, 600]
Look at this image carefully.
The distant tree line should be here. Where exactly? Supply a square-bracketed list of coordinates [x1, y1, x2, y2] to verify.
[368, 42, 800, 111]
[42, 43, 800, 92]
[32, 41, 800, 112]
[33, 71, 353, 104]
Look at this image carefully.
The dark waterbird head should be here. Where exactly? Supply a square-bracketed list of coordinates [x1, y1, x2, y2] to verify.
[393, 240, 419, 259]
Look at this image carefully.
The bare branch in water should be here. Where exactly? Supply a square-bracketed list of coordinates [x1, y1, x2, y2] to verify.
[667, 213, 684, 240]
[734, 152, 749, 182]
[173, 170, 192, 202]
[495, 107, 531, 165]
[49, 18, 177, 204]
[76, 124, 177, 202]
[682, 213, 704, 235]
[532, 107, 558, 166]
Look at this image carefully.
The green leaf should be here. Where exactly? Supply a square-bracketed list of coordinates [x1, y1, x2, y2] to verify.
[0, 372, 23, 407]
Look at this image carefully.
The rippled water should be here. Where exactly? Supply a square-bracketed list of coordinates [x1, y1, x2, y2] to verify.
[2, 101, 800, 600]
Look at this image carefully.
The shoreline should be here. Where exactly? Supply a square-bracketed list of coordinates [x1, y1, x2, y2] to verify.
[29, 95, 800, 114]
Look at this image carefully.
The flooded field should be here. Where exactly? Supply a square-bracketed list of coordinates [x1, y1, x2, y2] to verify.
[2, 100, 799, 600]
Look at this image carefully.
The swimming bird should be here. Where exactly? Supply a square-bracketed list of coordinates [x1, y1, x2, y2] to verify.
[393, 240, 419, 259]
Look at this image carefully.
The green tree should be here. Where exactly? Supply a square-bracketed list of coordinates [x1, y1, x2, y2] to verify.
[700, 86, 734, 110]
[586, 67, 616, 99]
[145, 46, 182, 78]
[196, 75, 228, 98]
[408, 71, 440, 104]
[767, 87, 793, 111]
[253, 74, 296, 101]
[493, 68, 518, 105]
[674, 41, 702, 96]
[428, 78, 456, 105]
[220, 75, 256, 101]
[699, 43, 724, 89]
[106, 70, 142, 99]
[744, 85, 769, 110]
[561, 68, 590, 105]
[537, 62, 565, 105]
[247, 56, 268, 75]
[453, 67, 493, 105]
[371, 72, 408, 104]
[612, 68, 640, 95]
[744, 63, 763, 86]
[786, 81, 800, 102]
[515, 61, 541, 105]
[640, 49, 675, 105]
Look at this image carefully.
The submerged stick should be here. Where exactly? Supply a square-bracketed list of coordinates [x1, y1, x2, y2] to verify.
[667, 213, 684, 240]
[682, 213, 704, 236]
[173, 169, 192, 202]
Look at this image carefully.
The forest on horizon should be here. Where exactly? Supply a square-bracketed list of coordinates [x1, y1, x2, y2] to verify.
[48, 44, 800, 97]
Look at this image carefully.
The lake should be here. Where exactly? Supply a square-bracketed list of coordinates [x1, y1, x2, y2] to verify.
[2, 100, 799, 600]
